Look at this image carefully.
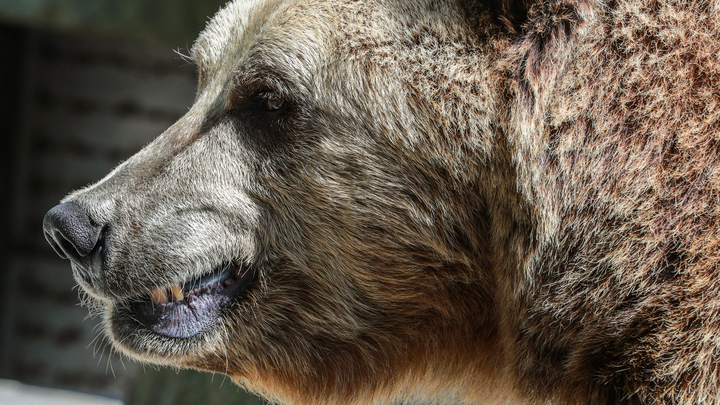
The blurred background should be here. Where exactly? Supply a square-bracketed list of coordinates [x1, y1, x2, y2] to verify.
[0, 1, 263, 403]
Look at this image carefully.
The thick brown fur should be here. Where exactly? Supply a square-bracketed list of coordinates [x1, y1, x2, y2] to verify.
[53, 0, 720, 403]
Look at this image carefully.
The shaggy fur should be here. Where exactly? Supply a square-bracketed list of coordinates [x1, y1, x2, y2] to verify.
[52, 0, 720, 403]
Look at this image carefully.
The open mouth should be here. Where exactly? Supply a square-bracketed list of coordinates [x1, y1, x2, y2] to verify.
[129, 260, 255, 339]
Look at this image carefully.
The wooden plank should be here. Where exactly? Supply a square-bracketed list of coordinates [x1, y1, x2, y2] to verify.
[0, 0, 228, 47]
[34, 108, 178, 156]
[31, 150, 121, 188]
[35, 59, 196, 115]
[5, 258, 138, 394]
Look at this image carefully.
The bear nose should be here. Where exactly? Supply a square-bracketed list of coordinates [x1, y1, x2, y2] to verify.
[43, 202, 104, 267]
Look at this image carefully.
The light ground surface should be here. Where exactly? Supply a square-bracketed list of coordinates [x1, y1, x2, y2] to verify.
[0, 379, 122, 405]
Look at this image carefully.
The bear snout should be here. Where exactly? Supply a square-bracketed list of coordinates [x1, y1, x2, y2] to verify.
[43, 202, 106, 291]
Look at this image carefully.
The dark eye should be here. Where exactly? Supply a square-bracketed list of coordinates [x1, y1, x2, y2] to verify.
[260, 93, 285, 111]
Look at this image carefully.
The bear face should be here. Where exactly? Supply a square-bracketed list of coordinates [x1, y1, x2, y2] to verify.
[45, 0, 512, 403]
[42, 0, 720, 403]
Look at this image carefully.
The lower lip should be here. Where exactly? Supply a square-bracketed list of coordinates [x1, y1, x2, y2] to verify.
[130, 263, 255, 338]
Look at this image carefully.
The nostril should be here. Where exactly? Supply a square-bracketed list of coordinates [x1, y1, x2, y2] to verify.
[44, 230, 68, 259]
[59, 236, 80, 258]
[42, 202, 104, 265]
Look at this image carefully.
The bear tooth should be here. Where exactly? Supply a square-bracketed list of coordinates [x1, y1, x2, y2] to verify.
[171, 284, 184, 301]
[151, 288, 168, 304]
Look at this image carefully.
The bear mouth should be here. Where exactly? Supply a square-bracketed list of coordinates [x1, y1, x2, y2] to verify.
[128, 260, 256, 339]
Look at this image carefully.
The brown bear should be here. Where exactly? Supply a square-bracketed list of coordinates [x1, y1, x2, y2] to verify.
[42, 0, 720, 403]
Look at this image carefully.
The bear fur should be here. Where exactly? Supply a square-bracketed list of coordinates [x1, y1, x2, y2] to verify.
[48, 0, 720, 403]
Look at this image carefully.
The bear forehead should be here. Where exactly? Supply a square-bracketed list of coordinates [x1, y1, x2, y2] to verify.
[190, 0, 336, 87]
[188, 0, 446, 87]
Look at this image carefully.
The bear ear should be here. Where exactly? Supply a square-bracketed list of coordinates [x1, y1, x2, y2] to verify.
[517, 0, 587, 91]
[466, 0, 586, 38]
[455, 0, 525, 34]
[498, 0, 533, 34]
[460, 0, 533, 34]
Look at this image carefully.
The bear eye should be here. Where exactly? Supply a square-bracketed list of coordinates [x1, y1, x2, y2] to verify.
[260, 93, 285, 111]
